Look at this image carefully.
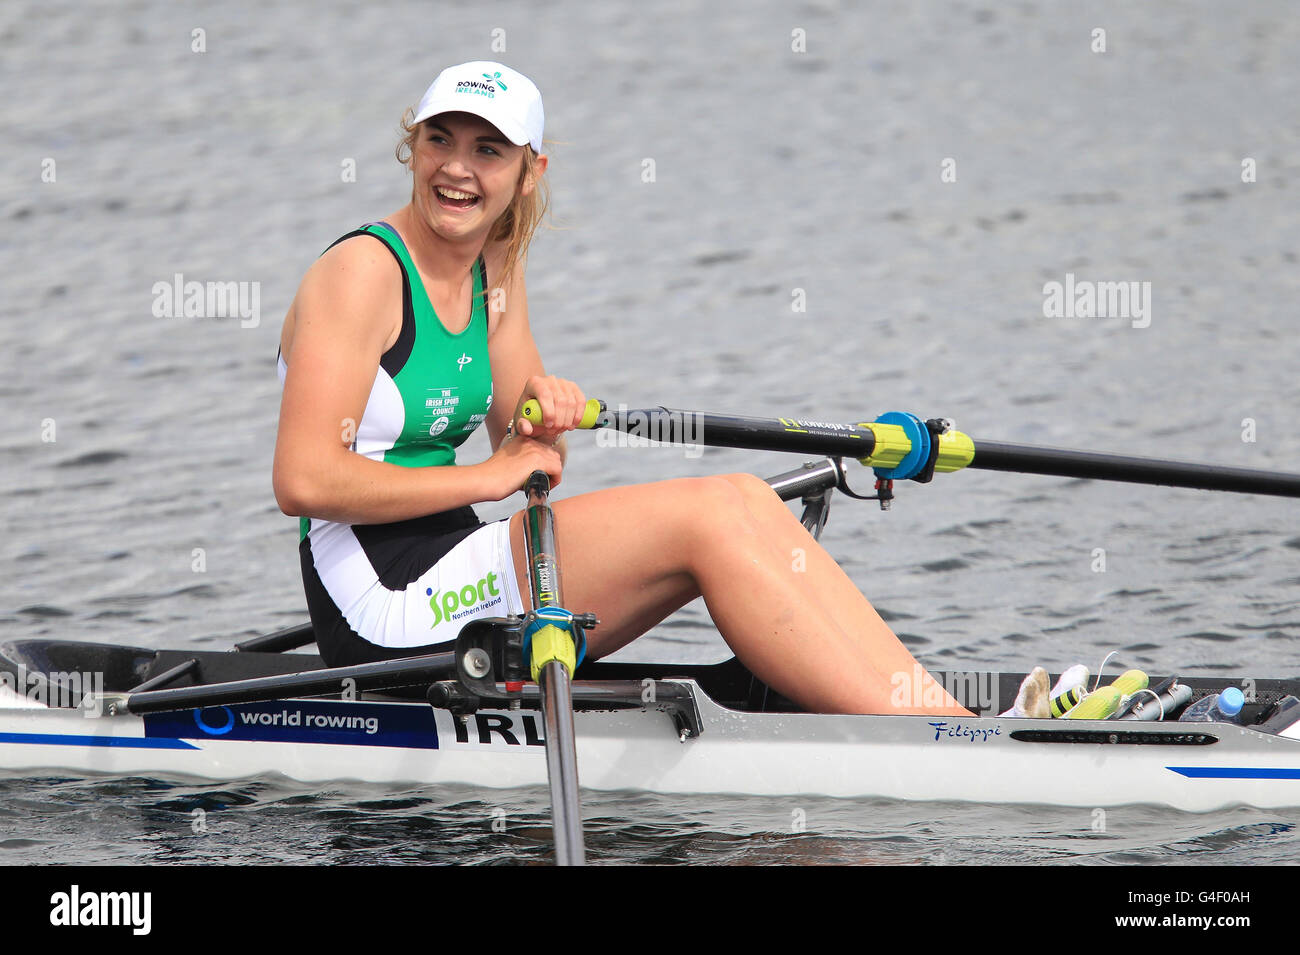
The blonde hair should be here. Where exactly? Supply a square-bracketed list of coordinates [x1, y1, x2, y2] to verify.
[396, 108, 550, 298]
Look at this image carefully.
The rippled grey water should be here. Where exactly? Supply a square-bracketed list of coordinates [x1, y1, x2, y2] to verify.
[3, 775, 1299, 867]
[2, 0, 1299, 864]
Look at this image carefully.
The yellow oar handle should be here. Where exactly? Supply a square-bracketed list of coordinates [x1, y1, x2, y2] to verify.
[521, 398, 605, 430]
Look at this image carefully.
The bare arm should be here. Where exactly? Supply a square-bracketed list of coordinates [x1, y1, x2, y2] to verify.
[272, 238, 558, 523]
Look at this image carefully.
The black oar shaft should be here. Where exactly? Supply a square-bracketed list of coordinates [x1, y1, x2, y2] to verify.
[523, 471, 586, 866]
[541, 661, 584, 865]
[583, 404, 1300, 499]
[970, 441, 1300, 497]
[604, 406, 879, 457]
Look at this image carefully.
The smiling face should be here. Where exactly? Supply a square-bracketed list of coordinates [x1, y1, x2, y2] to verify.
[408, 111, 542, 244]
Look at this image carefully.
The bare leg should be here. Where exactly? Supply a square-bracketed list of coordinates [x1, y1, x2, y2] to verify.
[509, 476, 970, 716]
[714, 473, 965, 710]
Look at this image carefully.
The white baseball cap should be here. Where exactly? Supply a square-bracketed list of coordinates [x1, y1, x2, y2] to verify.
[412, 61, 544, 154]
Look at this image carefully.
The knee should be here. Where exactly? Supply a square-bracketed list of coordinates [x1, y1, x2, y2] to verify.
[717, 473, 794, 525]
[681, 476, 766, 540]
[717, 472, 780, 505]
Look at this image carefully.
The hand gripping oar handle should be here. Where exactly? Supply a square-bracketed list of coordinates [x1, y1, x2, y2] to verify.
[521, 470, 588, 866]
[527, 398, 1300, 498]
[520, 398, 607, 431]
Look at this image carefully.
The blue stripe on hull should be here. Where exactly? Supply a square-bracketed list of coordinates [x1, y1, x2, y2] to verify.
[0, 732, 198, 750]
[1168, 766, 1300, 780]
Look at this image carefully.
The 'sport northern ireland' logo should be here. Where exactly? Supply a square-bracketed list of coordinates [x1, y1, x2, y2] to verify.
[428, 573, 503, 626]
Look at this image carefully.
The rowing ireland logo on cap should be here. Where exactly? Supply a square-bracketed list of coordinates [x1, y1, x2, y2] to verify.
[455, 74, 505, 98]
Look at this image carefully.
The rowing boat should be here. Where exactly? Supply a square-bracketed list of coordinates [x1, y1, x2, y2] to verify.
[2, 630, 1300, 812]
[6, 400, 1300, 815]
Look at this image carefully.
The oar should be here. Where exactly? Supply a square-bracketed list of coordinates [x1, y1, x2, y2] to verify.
[521, 399, 1300, 498]
[519, 470, 587, 866]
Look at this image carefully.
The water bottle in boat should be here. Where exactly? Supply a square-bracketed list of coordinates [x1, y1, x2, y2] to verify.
[1177, 686, 1246, 724]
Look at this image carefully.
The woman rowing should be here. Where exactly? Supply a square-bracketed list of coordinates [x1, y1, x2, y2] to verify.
[273, 61, 970, 716]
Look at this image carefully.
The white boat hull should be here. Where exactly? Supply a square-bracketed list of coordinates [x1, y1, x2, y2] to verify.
[4, 687, 1299, 812]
